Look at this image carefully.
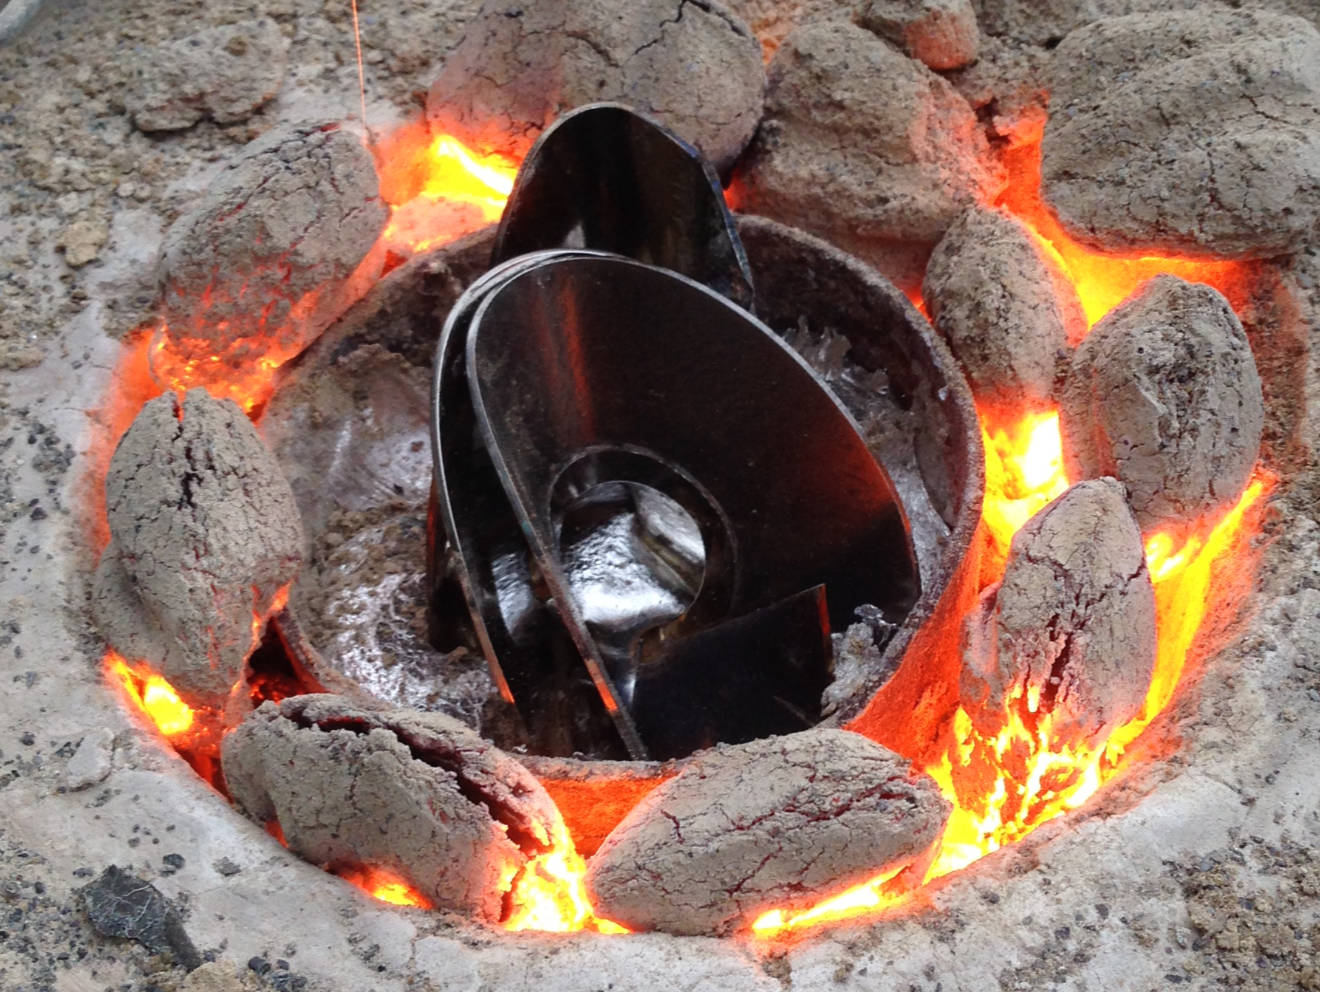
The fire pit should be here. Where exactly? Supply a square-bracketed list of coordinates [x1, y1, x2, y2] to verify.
[2, 0, 1318, 989]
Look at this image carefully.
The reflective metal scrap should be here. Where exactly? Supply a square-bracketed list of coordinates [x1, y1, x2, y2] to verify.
[428, 106, 919, 761]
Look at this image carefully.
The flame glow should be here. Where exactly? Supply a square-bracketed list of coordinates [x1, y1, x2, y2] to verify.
[338, 866, 433, 909]
[109, 653, 196, 738]
[980, 408, 1070, 566]
[751, 866, 906, 934]
[747, 132, 1270, 937]
[505, 849, 628, 934]
[998, 141, 1252, 327]
[378, 127, 518, 255]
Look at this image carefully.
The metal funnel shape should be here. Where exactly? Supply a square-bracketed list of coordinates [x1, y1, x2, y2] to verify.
[431, 252, 919, 760]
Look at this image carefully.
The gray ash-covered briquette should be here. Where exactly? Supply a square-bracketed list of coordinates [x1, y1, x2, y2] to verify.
[221, 694, 569, 922]
[1058, 275, 1264, 531]
[584, 728, 950, 936]
[92, 389, 303, 710]
[960, 478, 1156, 749]
[425, 0, 765, 175]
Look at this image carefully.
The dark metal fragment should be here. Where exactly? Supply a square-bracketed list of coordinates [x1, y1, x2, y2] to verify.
[80, 865, 201, 971]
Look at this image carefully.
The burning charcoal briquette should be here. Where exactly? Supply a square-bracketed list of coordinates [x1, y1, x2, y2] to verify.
[857, 0, 980, 71]
[221, 695, 569, 922]
[738, 20, 1003, 294]
[92, 389, 302, 709]
[123, 18, 289, 133]
[1041, 9, 1320, 257]
[155, 121, 388, 398]
[584, 729, 949, 935]
[1058, 275, 1264, 530]
[924, 205, 1085, 408]
[425, 0, 764, 174]
[960, 479, 1156, 747]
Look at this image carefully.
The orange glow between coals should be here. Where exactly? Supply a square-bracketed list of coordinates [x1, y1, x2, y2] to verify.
[504, 849, 628, 934]
[747, 135, 1270, 936]
[378, 126, 518, 255]
[338, 866, 433, 909]
[108, 653, 195, 738]
[980, 408, 1070, 566]
[997, 140, 1253, 327]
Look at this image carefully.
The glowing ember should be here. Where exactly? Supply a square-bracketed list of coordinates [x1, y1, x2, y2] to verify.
[750, 865, 906, 935]
[998, 140, 1252, 327]
[108, 653, 196, 738]
[980, 408, 1070, 564]
[338, 866, 433, 909]
[505, 849, 628, 935]
[750, 135, 1269, 935]
[379, 128, 518, 255]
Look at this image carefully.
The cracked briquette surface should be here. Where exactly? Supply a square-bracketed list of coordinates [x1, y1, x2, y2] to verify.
[924, 204, 1086, 408]
[960, 479, 1156, 747]
[1060, 274, 1265, 531]
[1040, 7, 1320, 258]
[736, 18, 1004, 296]
[585, 729, 950, 936]
[157, 120, 388, 391]
[92, 388, 302, 709]
[425, 0, 765, 174]
[221, 694, 566, 922]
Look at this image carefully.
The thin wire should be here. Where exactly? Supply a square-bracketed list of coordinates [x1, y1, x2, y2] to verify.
[350, 0, 368, 134]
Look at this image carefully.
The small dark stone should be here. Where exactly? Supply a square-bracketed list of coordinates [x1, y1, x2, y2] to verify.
[18, 733, 33, 747]
[80, 865, 201, 971]
[160, 854, 185, 875]
[248, 956, 271, 976]
[29, 506, 45, 521]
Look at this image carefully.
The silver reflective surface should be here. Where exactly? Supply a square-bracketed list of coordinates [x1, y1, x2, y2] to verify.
[557, 482, 706, 702]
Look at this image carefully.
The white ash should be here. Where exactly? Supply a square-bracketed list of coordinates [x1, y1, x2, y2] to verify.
[973, 0, 1318, 47]
[295, 506, 498, 728]
[585, 729, 949, 935]
[1041, 7, 1320, 258]
[3, 0, 1319, 984]
[737, 19, 1004, 294]
[1059, 275, 1264, 531]
[924, 205, 1085, 408]
[156, 120, 388, 395]
[260, 336, 499, 725]
[221, 694, 567, 922]
[857, 0, 980, 71]
[123, 18, 290, 133]
[960, 479, 1156, 746]
[780, 318, 951, 592]
[425, 0, 765, 174]
[92, 389, 303, 709]
[823, 618, 901, 718]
